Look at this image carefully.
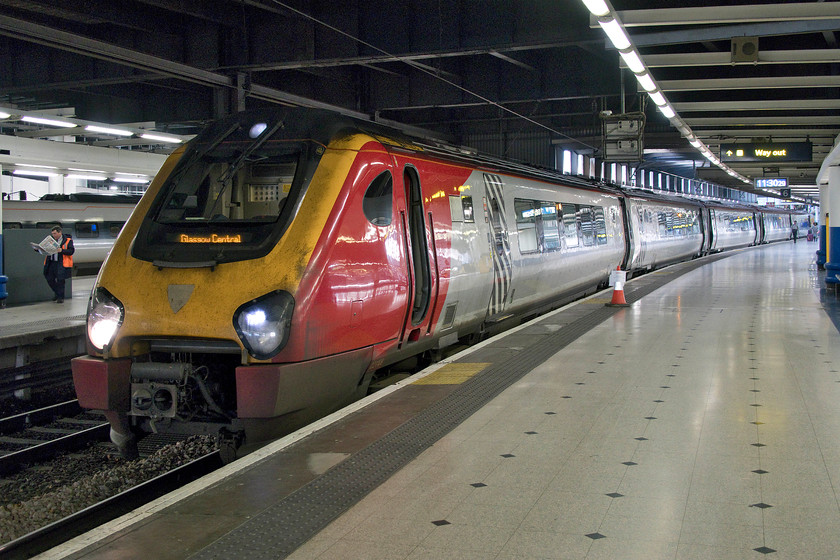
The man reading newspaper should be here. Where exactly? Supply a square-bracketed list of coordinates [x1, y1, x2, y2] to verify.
[33, 226, 74, 303]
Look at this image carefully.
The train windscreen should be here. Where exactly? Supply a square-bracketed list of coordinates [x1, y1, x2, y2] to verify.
[131, 114, 324, 266]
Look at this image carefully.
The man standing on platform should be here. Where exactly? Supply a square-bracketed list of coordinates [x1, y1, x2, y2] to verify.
[42, 226, 74, 303]
[792, 220, 799, 244]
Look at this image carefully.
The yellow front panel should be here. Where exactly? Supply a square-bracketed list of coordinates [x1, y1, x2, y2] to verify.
[98, 134, 377, 358]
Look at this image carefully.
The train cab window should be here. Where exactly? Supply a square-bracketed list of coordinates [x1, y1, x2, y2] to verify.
[362, 171, 393, 226]
[74, 222, 100, 238]
[2, 222, 22, 229]
[514, 199, 539, 253]
[562, 203, 579, 248]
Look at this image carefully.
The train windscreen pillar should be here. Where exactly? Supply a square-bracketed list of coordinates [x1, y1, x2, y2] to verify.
[825, 166, 840, 286]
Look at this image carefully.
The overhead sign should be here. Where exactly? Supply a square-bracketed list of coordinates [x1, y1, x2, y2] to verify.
[755, 177, 788, 189]
[721, 142, 812, 163]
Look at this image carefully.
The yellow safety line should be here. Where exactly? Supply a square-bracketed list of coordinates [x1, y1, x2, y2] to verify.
[412, 363, 490, 385]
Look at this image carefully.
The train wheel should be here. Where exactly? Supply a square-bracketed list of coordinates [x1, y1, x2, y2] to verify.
[218, 429, 244, 464]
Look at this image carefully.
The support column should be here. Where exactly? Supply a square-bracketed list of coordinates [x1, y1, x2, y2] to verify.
[824, 166, 840, 285]
[818, 179, 829, 269]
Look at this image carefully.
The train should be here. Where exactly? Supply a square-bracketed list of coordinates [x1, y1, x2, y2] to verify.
[70, 108, 806, 460]
[2, 193, 141, 274]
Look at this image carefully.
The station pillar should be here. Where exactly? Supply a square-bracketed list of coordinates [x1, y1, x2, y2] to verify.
[824, 166, 840, 286]
[817, 179, 829, 269]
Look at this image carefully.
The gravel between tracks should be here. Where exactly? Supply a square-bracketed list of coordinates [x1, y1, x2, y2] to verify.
[0, 436, 217, 545]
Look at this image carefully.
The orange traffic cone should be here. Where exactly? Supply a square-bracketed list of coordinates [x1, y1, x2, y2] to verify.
[606, 266, 630, 307]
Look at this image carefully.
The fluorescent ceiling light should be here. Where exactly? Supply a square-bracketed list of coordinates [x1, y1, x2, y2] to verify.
[21, 115, 77, 128]
[18, 163, 58, 169]
[649, 91, 667, 106]
[69, 167, 106, 173]
[598, 18, 631, 50]
[581, 0, 610, 16]
[619, 50, 645, 74]
[0, 111, 10, 119]
[85, 124, 133, 136]
[13, 169, 58, 177]
[140, 133, 182, 144]
[67, 174, 108, 181]
[635, 73, 656, 92]
[113, 176, 149, 183]
[689, 139, 702, 148]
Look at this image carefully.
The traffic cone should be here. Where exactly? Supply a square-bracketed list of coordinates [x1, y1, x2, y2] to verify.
[606, 266, 630, 307]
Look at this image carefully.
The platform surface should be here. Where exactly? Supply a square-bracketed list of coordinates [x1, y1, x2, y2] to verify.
[38, 240, 840, 559]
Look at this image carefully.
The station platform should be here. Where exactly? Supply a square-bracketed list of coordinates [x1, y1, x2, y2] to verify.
[0, 277, 93, 347]
[33, 240, 840, 559]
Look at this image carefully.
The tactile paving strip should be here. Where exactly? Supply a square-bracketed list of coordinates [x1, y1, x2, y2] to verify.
[188, 250, 737, 560]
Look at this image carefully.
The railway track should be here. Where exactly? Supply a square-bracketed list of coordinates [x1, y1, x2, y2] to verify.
[0, 400, 110, 475]
[0, 357, 76, 400]
[0, 450, 223, 559]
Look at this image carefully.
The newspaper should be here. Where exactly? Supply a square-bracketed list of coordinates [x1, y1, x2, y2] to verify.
[30, 234, 61, 255]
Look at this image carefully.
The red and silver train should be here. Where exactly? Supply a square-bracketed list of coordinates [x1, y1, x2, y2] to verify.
[71, 108, 802, 459]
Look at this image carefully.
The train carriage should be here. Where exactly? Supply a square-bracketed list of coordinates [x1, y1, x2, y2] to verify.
[70, 108, 802, 459]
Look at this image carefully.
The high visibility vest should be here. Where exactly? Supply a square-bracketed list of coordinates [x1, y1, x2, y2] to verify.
[44, 236, 73, 268]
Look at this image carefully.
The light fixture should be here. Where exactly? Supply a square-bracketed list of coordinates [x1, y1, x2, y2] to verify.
[13, 169, 58, 177]
[21, 115, 77, 128]
[689, 139, 702, 148]
[598, 18, 631, 50]
[582, 0, 610, 16]
[649, 91, 667, 106]
[140, 133, 182, 144]
[635, 72, 656, 92]
[0, 111, 10, 119]
[113, 176, 150, 183]
[85, 124, 133, 137]
[67, 174, 108, 181]
[619, 49, 645, 74]
[69, 167, 106, 173]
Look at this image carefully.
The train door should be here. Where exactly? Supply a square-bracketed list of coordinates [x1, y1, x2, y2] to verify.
[399, 165, 436, 345]
[483, 173, 512, 319]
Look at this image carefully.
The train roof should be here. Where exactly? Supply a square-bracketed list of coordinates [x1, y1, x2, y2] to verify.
[38, 193, 142, 204]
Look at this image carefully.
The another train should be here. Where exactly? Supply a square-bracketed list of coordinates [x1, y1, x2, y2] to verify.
[70, 108, 804, 459]
[2, 193, 141, 274]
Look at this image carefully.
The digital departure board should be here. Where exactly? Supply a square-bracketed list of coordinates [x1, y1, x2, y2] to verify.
[721, 142, 812, 163]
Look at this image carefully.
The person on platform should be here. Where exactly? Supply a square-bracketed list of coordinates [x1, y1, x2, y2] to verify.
[791, 221, 799, 244]
[42, 226, 74, 303]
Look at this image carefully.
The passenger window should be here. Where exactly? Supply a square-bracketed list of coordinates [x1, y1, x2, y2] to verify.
[107, 222, 125, 236]
[2, 222, 22, 229]
[541, 201, 561, 251]
[74, 222, 100, 238]
[515, 198, 539, 253]
[462, 196, 474, 223]
[579, 206, 595, 246]
[362, 171, 393, 226]
[562, 203, 579, 248]
[593, 206, 607, 245]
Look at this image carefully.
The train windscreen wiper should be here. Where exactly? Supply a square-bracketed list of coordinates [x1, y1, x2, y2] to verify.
[206, 121, 283, 219]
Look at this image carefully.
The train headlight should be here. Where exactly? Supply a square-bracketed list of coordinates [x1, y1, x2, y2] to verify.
[233, 291, 295, 359]
[87, 287, 125, 351]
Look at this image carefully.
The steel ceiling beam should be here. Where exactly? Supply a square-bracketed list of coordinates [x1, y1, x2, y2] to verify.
[624, 49, 840, 68]
[628, 20, 840, 48]
[659, 76, 840, 91]
[672, 99, 840, 112]
[615, 3, 840, 26]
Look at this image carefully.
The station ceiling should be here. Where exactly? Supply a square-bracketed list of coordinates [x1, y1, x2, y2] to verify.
[0, 0, 837, 203]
